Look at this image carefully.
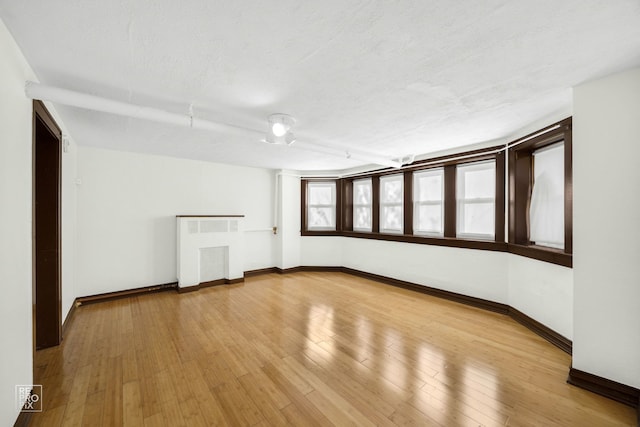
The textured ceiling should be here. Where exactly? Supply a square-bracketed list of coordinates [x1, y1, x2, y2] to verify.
[2, 1, 640, 170]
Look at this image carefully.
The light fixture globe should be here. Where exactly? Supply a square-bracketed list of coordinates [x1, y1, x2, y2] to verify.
[272, 122, 287, 137]
[265, 113, 296, 145]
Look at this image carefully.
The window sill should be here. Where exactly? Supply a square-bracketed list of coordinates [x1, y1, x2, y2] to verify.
[301, 230, 341, 237]
[507, 244, 572, 268]
[303, 230, 506, 251]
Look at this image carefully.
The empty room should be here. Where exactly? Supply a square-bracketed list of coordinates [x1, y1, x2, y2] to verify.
[1, 1, 639, 426]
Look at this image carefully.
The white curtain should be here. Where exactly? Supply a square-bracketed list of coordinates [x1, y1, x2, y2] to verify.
[530, 143, 564, 249]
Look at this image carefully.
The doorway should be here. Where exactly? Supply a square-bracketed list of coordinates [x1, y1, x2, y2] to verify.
[33, 100, 62, 350]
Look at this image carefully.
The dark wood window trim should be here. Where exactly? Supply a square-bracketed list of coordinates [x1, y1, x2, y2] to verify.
[302, 147, 509, 253]
[495, 151, 506, 242]
[341, 179, 353, 232]
[403, 172, 413, 236]
[443, 165, 457, 238]
[508, 118, 572, 267]
[302, 127, 571, 268]
[301, 179, 342, 235]
[371, 176, 380, 233]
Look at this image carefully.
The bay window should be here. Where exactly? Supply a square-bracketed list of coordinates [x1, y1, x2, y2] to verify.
[301, 118, 572, 268]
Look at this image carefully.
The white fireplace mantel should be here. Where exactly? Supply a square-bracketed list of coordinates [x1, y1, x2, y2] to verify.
[176, 215, 244, 290]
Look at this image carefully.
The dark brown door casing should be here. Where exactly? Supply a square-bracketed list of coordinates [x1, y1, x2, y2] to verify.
[33, 101, 62, 350]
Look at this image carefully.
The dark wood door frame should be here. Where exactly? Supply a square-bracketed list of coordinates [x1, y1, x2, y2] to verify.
[32, 100, 62, 351]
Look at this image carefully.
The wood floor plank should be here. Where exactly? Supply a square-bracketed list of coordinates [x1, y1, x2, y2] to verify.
[30, 403, 66, 427]
[237, 372, 290, 425]
[28, 272, 637, 426]
[282, 354, 379, 426]
[212, 379, 265, 426]
[122, 381, 143, 426]
[176, 397, 208, 427]
[181, 360, 229, 426]
[261, 361, 337, 426]
[60, 363, 92, 426]
[102, 356, 123, 426]
[81, 390, 105, 426]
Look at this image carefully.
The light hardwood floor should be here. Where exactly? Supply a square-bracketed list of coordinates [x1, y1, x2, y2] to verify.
[31, 272, 636, 426]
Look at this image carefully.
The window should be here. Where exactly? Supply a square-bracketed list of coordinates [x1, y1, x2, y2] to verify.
[306, 181, 336, 231]
[456, 160, 495, 240]
[380, 174, 403, 234]
[300, 122, 570, 267]
[300, 145, 507, 257]
[508, 117, 572, 267]
[353, 178, 372, 232]
[530, 143, 564, 249]
[413, 168, 444, 236]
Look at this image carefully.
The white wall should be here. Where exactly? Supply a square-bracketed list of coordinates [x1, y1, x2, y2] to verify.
[508, 255, 573, 339]
[342, 238, 510, 303]
[60, 132, 78, 319]
[275, 172, 301, 269]
[75, 146, 275, 296]
[0, 18, 79, 426]
[573, 68, 640, 388]
[300, 236, 343, 266]
[0, 17, 36, 426]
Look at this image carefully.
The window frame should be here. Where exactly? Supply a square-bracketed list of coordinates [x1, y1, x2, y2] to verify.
[413, 168, 445, 237]
[302, 146, 506, 252]
[456, 160, 497, 241]
[379, 174, 404, 234]
[301, 180, 341, 233]
[529, 142, 565, 250]
[301, 118, 571, 269]
[352, 178, 373, 232]
[508, 118, 572, 267]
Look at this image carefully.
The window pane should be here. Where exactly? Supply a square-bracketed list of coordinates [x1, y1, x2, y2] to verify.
[307, 181, 336, 231]
[456, 161, 495, 238]
[380, 175, 403, 203]
[309, 207, 334, 228]
[354, 207, 372, 230]
[381, 206, 402, 231]
[415, 204, 442, 234]
[413, 169, 443, 236]
[353, 178, 372, 231]
[460, 202, 494, 236]
[380, 174, 403, 234]
[458, 161, 495, 199]
[414, 169, 443, 202]
[308, 183, 334, 205]
[530, 143, 564, 249]
[353, 179, 372, 204]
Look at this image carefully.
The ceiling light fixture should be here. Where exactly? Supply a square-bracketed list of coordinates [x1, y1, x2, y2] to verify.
[265, 113, 296, 145]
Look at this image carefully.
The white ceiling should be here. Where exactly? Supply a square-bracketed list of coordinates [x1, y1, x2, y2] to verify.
[2, 1, 640, 171]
